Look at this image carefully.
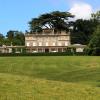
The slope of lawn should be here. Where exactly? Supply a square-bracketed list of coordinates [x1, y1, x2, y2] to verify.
[0, 56, 100, 100]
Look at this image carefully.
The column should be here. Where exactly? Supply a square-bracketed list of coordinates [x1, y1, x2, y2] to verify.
[62, 48, 64, 52]
[42, 48, 45, 53]
[15, 48, 17, 53]
[56, 48, 58, 52]
[49, 48, 51, 53]
[37, 48, 38, 53]
[21, 48, 23, 53]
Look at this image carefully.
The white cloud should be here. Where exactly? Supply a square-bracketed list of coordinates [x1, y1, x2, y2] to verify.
[69, 2, 93, 19]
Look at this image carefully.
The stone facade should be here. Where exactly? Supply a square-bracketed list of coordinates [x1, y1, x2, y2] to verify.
[25, 29, 71, 53]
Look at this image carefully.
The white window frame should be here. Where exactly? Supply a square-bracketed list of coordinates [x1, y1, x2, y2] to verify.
[65, 42, 68, 46]
[33, 42, 36, 46]
[53, 42, 56, 46]
[46, 42, 48, 46]
[26, 42, 30, 46]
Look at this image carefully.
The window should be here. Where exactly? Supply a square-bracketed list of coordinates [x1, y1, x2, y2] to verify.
[46, 42, 48, 46]
[33, 42, 36, 46]
[53, 42, 56, 46]
[65, 42, 68, 46]
[26, 42, 30, 46]
[39, 42, 42, 46]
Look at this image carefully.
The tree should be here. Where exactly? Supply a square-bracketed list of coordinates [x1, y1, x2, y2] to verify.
[3, 38, 11, 46]
[14, 31, 25, 45]
[6, 30, 15, 43]
[91, 11, 100, 22]
[89, 25, 100, 48]
[29, 11, 74, 33]
[0, 33, 4, 46]
[86, 25, 100, 55]
[71, 19, 95, 44]
[6, 30, 25, 46]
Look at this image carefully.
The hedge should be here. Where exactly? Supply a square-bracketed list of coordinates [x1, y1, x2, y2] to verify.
[84, 47, 100, 56]
[0, 52, 85, 57]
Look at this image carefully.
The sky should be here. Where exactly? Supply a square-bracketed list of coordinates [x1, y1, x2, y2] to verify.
[0, 0, 100, 35]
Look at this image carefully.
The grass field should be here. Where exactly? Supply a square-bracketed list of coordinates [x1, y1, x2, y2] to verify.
[0, 56, 100, 100]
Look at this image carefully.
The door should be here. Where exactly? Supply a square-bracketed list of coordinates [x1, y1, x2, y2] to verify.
[45, 48, 49, 53]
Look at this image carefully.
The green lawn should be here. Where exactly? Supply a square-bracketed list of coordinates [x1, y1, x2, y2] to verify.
[0, 56, 100, 100]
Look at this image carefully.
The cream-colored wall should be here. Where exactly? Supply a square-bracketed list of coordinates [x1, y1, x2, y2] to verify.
[25, 32, 70, 47]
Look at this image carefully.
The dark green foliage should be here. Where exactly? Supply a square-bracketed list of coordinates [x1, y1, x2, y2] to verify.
[92, 47, 100, 56]
[0, 33, 4, 46]
[92, 11, 100, 22]
[86, 25, 100, 55]
[6, 30, 14, 41]
[84, 47, 93, 55]
[6, 30, 25, 46]
[29, 11, 74, 32]
[89, 25, 100, 48]
[85, 47, 100, 56]
[0, 51, 85, 56]
[71, 19, 98, 44]
[0, 52, 72, 56]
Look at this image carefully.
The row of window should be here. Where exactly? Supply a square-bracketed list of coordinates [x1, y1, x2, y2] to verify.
[26, 42, 69, 46]
[26, 36, 70, 40]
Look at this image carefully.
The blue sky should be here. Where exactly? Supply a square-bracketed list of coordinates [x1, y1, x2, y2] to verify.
[0, 0, 100, 35]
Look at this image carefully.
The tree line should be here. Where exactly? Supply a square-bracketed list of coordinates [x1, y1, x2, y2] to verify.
[0, 10, 100, 55]
[0, 31, 25, 46]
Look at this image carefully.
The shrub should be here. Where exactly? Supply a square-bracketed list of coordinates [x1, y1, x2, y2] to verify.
[84, 47, 100, 56]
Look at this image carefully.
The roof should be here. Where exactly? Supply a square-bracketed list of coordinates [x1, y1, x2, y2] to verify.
[68, 44, 87, 48]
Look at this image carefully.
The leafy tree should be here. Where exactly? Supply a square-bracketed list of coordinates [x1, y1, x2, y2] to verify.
[89, 25, 100, 48]
[6, 30, 25, 46]
[3, 38, 11, 46]
[14, 31, 25, 45]
[86, 25, 100, 55]
[91, 11, 100, 22]
[29, 11, 74, 33]
[71, 17, 99, 45]
[0, 33, 4, 46]
[6, 30, 15, 42]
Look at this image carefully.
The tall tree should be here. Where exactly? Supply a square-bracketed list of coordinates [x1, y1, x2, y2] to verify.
[29, 11, 74, 33]
[87, 25, 100, 55]
[6, 30, 25, 46]
[0, 33, 4, 46]
[14, 31, 25, 45]
[6, 30, 15, 42]
[71, 19, 94, 44]
[89, 25, 100, 48]
[91, 11, 100, 22]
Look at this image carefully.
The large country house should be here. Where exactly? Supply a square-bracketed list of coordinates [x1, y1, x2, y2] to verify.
[0, 29, 86, 53]
[25, 29, 71, 53]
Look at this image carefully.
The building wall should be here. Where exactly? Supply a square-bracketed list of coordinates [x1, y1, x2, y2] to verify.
[25, 30, 71, 53]
[25, 31, 70, 47]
